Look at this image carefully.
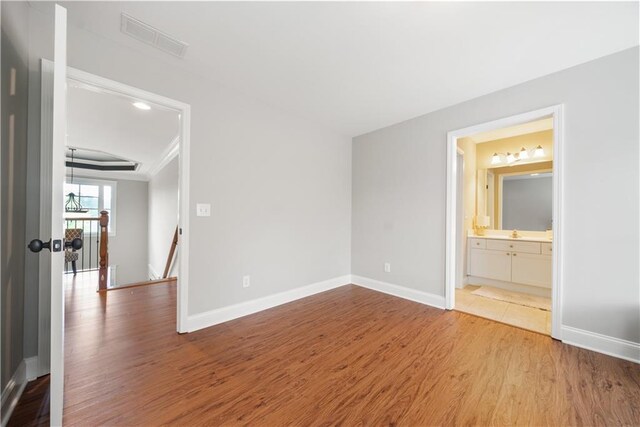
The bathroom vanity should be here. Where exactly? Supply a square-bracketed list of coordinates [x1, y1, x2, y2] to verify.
[467, 236, 552, 289]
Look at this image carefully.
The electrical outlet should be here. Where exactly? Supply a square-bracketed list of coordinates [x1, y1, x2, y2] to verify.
[196, 203, 211, 217]
[384, 262, 391, 273]
[242, 275, 251, 288]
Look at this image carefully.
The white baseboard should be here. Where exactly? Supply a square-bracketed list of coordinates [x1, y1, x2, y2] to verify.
[186, 275, 351, 332]
[148, 264, 161, 281]
[561, 326, 639, 364]
[25, 357, 38, 381]
[1, 359, 27, 427]
[351, 275, 446, 310]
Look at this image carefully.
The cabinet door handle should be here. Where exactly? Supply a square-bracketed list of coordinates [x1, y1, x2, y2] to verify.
[513, 253, 517, 256]
[506, 252, 510, 256]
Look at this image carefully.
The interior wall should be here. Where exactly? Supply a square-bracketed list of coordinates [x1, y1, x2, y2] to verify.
[1, 0, 30, 390]
[455, 137, 476, 285]
[352, 47, 639, 344]
[148, 157, 179, 280]
[56, 8, 352, 318]
[71, 173, 149, 285]
[456, 137, 476, 234]
[107, 178, 148, 285]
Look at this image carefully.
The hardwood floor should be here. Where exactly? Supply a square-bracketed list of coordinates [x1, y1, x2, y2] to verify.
[11, 278, 640, 425]
[7, 375, 49, 427]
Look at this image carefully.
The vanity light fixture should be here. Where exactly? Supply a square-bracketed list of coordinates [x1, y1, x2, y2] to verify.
[488, 144, 546, 165]
[519, 147, 529, 159]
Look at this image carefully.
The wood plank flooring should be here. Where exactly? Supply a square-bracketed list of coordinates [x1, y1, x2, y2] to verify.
[7, 375, 49, 427]
[12, 278, 640, 425]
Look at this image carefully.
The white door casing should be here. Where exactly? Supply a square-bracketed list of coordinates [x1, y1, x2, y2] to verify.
[445, 104, 564, 339]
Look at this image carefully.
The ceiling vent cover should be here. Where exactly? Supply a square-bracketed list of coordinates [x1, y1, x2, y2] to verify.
[121, 13, 188, 58]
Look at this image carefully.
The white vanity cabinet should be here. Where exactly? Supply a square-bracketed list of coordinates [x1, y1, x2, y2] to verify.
[468, 237, 552, 288]
[468, 248, 512, 282]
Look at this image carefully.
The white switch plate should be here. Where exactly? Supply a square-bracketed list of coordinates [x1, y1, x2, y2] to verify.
[384, 262, 391, 273]
[196, 203, 211, 217]
[243, 275, 251, 288]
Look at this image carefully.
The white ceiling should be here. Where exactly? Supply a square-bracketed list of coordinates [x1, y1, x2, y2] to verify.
[67, 82, 179, 180]
[60, 2, 638, 137]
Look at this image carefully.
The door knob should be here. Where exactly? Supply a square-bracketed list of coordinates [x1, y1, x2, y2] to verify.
[28, 238, 62, 253]
[65, 238, 83, 251]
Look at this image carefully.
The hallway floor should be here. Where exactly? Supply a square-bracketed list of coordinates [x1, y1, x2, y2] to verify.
[455, 285, 551, 335]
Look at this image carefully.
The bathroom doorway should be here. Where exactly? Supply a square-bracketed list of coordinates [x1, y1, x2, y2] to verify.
[445, 106, 564, 338]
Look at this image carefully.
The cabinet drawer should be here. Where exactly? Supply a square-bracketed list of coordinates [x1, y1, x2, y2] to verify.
[486, 239, 541, 254]
[542, 242, 553, 255]
[469, 238, 486, 249]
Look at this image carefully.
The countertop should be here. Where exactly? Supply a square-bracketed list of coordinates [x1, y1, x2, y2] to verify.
[468, 234, 552, 243]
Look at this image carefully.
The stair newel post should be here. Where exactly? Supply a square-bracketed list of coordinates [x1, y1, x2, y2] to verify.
[98, 210, 109, 291]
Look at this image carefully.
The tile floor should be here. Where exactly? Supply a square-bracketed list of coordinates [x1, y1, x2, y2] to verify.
[455, 285, 551, 335]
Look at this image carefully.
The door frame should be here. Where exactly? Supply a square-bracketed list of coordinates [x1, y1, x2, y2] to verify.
[445, 105, 564, 339]
[38, 63, 192, 366]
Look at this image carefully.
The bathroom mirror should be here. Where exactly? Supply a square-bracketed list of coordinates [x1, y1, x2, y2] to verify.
[478, 166, 553, 231]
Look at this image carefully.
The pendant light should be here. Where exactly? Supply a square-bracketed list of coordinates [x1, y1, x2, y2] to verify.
[65, 148, 89, 213]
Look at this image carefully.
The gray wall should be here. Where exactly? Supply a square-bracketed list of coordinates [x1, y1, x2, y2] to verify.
[73, 174, 150, 286]
[23, 2, 54, 364]
[1, 0, 29, 390]
[502, 176, 552, 231]
[107, 178, 149, 285]
[352, 47, 639, 343]
[62, 9, 352, 317]
[148, 157, 179, 279]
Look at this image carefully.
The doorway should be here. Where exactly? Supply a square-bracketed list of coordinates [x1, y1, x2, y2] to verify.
[445, 105, 564, 339]
[64, 66, 190, 331]
[37, 63, 192, 392]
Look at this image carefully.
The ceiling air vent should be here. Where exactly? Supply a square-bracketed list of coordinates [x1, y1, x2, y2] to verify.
[120, 13, 188, 59]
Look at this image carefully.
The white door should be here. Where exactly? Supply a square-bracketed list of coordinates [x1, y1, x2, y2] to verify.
[25, 5, 66, 425]
[50, 5, 67, 425]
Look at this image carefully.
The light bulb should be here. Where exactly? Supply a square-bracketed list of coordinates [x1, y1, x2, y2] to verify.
[506, 152, 515, 163]
[534, 145, 544, 157]
[519, 147, 529, 159]
[491, 153, 501, 165]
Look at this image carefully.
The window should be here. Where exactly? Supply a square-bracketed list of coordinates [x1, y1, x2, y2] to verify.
[64, 178, 117, 234]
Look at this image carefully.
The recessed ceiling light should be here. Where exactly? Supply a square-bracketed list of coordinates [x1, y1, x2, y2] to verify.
[133, 102, 151, 110]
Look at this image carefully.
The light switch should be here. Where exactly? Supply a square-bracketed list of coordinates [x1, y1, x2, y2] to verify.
[196, 203, 211, 217]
